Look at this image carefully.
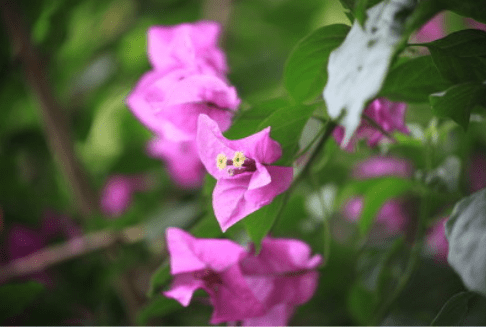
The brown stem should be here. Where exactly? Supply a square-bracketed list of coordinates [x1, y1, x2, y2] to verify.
[202, 0, 233, 44]
[0, 224, 146, 283]
[0, 1, 98, 218]
[362, 114, 397, 142]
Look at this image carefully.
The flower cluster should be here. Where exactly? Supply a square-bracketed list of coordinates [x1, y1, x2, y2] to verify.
[163, 227, 322, 325]
[342, 156, 413, 237]
[127, 21, 240, 188]
[1, 211, 81, 287]
[333, 98, 409, 151]
[196, 114, 293, 232]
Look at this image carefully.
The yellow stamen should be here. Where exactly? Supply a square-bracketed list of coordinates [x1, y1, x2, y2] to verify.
[232, 151, 246, 168]
[216, 153, 227, 170]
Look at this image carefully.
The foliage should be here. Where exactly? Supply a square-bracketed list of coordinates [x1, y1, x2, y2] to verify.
[1, 0, 486, 325]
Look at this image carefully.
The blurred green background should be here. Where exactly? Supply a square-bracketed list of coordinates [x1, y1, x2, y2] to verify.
[1, 0, 486, 325]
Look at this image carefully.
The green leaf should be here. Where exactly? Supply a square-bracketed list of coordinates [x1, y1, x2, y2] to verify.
[354, 0, 368, 26]
[430, 82, 486, 130]
[426, 29, 486, 57]
[446, 188, 486, 297]
[136, 295, 182, 325]
[431, 292, 475, 326]
[224, 97, 290, 139]
[439, 0, 486, 25]
[424, 29, 486, 84]
[338, 0, 356, 12]
[354, 0, 383, 26]
[347, 282, 378, 325]
[190, 212, 223, 239]
[359, 177, 414, 235]
[257, 103, 318, 165]
[284, 24, 350, 103]
[147, 262, 171, 298]
[323, 0, 416, 146]
[380, 56, 452, 102]
[244, 192, 287, 253]
[0, 282, 44, 320]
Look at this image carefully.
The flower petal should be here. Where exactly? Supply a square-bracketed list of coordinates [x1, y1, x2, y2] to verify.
[352, 156, 413, 179]
[161, 74, 239, 136]
[163, 74, 239, 109]
[248, 163, 272, 190]
[147, 137, 205, 188]
[212, 166, 293, 232]
[197, 114, 240, 178]
[212, 175, 253, 232]
[244, 166, 293, 207]
[268, 271, 320, 306]
[241, 236, 322, 275]
[148, 21, 227, 74]
[163, 273, 205, 307]
[242, 303, 295, 327]
[166, 227, 246, 274]
[209, 265, 266, 324]
[229, 127, 282, 164]
[126, 70, 194, 141]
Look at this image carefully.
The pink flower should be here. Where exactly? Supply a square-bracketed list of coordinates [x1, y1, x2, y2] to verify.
[148, 21, 228, 75]
[343, 197, 409, 236]
[126, 68, 240, 142]
[425, 217, 449, 262]
[352, 156, 413, 180]
[342, 156, 414, 236]
[100, 174, 150, 217]
[333, 98, 409, 151]
[196, 114, 293, 232]
[464, 18, 486, 31]
[147, 136, 205, 189]
[412, 13, 445, 43]
[468, 153, 486, 193]
[163, 227, 322, 325]
[126, 21, 241, 190]
[42, 210, 82, 239]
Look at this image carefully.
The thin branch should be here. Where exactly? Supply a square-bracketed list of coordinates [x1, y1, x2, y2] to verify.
[0, 1, 98, 218]
[0, 224, 146, 284]
[202, 0, 233, 44]
[362, 114, 397, 143]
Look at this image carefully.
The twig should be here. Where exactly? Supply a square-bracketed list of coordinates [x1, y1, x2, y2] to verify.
[0, 1, 98, 218]
[362, 114, 397, 143]
[0, 224, 146, 284]
[202, 0, 233, 44]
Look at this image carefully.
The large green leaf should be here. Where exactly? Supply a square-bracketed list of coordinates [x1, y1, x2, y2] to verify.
[147, 262, 171, 298]
[256, 103, 318, 166]
[430, 82, 486, 130]
[439, 0, 486, 25]
[323, 0, 416, 146]
[424, 29, 486, 84]
[0, 282, 44, 321]
[284, 24, 350, 103]
[446, 188, 486, 297]
[359, 177, 414, 235]
[244, 192, 287, 253]
[354, 0, 385, 26]
[223, 97, 290, 140]
[380, 56, 452, 103]
[431, 292, 474, 326]
[347, 282, 379, 325]
[136, 295, 182, 325]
